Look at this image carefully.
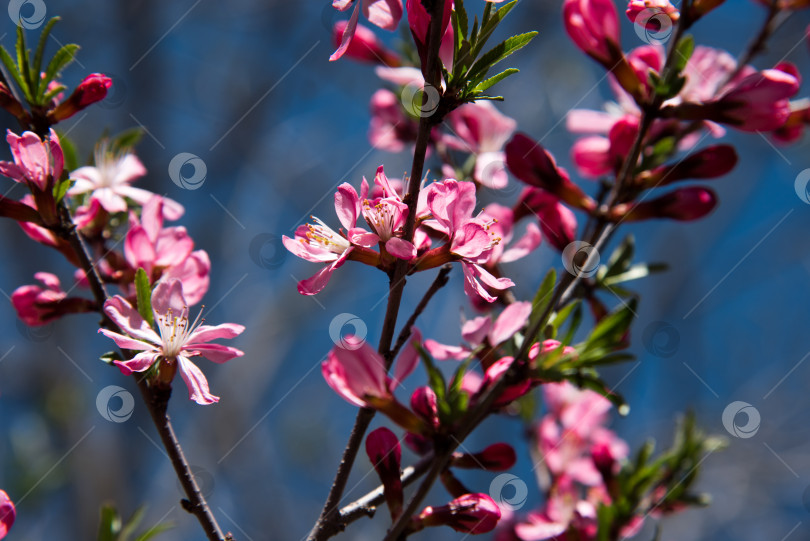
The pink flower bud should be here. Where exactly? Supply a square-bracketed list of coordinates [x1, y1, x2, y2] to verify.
[418, 493, 502, 534]
[49, 73, 112, 122]
[451, 442, 517, 471]
[366, 427, 404, 518]
[11, 272, 96, 326]
[563, 0, 621, 65]
[613, 186, 717, 221]
[0, 490, 14, 539]
[708, 67, 800, 131]
[505, 133, 595, 211]
[641, 145, 738, 187]
[333, 21, 400, 66]
[406, 0, 453, 74]
[411, 386, 440, 428]
[626, 0, 680, 26]
[484, 357, 531, 407]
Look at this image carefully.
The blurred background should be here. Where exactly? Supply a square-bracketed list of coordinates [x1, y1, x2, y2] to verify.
[0, 0, 809, 539]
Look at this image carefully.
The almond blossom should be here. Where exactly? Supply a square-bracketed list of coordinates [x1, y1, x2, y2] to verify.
[99, 279, 244, 405]
[331, 0, 403, 62]
[68, 142, 183, 216]
[0, 129, 63, 224]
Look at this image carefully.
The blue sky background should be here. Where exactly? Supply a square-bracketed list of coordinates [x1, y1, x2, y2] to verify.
[0, 1, 810, 540]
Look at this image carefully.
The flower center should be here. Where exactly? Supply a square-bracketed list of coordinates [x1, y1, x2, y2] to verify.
[156, 305, 205, 359]
[304, 217, 350, 255]
[362, 199, 397, 241]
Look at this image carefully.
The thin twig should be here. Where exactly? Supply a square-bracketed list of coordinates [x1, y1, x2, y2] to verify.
[390, 264, 452, 360]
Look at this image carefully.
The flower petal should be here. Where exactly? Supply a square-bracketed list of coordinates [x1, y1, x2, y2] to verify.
[186, 343, 244, 364]
[178, 355, 220, 404]
[114, 351, 160, 375]
[103, 296, 161, 343]
[188, 322, 245, 343]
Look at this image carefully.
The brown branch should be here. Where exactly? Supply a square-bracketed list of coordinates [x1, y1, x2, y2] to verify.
[307, 2, 448, 539]
[390, 264, 452, 360]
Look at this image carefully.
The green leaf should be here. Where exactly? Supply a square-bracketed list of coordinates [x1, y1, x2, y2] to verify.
[53, 176, 75, 204]
[455, 0, 468, 43]
[526, 269, 556, 344]
[602, 262, 668, 287]
[469, 15, 479, 44]
[110, 128, 145, 154]
[585, 299, 637, 352]
[599, 235, 635, 281]
[16, 25, 32, 100]
[97, 504, 122, 541]
[100, 351, 124, 365]
[561, 302, 582, 345]
[472, 0, 518, 59]
[42, 83, 66, 104]
[468, 32, 537, 87]
[42, 43, 80, 91]
[471, 67, 518, 94]
[133, 523, 173, 541]
[415, 344, 448, 418]
[0, 45, 28, 101]
[57, 131, 79, 172]
[673, 35, 695, 73]
[134, 268, 154, 328]
[118, 505, 146, 541]
[33, 17, 60, 97]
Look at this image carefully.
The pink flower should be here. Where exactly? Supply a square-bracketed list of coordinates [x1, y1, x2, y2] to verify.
[69, 143, 183, 216]
[333, 21, 400, 66]
[49, 73, 112, 122]
[99, 279, 245, 404]
[369, 88, 418, 152]
[0, 490, 14, 539]
[563, 0, 621, 65]
[321, 333, 418, 407]
[11, 272, 95, 326]
[514, 188, 578, 253]
[360, 166, 417, 259]
[479, 204, 542, 267]
[445, 101, 517, 189]
[418, 493, 502, 534]
[423, 179, 515, 302]
[0, 129, 63, 192]
[710, 67, 800, 131]
[406, 0, 454, 72]
[331, 0, 403, 61]
[124, 196, 194, 280]
[424, 301, 532, 361]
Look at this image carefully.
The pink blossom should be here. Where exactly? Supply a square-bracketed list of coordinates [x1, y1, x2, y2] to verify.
[418, 493, 502, 534]
[406, 0, 453, 72]
[639, 144, 738, 187]
[69, 143, 183, 216]
[333, 21, 400, 66]
[411, 386, 440, 429]
[563, 0, 621, 65]
[0, 129, 63, 192]
[626, 1, 680, 27]
[11, 272, 95, 326]
[321, 333, 418, 407]
[710, 67, 800, 131]
[514, 188, 578, 253]
[0, 490, 14, 539]
[99, 279, 244, 405]
[49, 73, 112, 122]
[423, 179, 515, 302]
[331, 0, 403, 62]
[445, 101, 517, 189]
[424, 301, 532, 360]
[124, 195, 194, 281]
[479, 204, 542, 267]
[360, 166, 417, 259]
[369, 88, 418, 152]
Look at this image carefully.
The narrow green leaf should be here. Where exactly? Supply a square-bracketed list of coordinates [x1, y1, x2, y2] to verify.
[468, 32, 537, 87]
[118, 505, 146, 541]
[526, 268, 556, 346]
[561, 302, 582, 345]
[135, 268, 154, 328]
[33, 17, 61, 98]
[603, 262, 668, 286]
[455, 0, 468, 40]
[41, 82, 66, 104]
[96, 504, 122, 541]
[111, 128, 145, 153]
[16, 25, 32, 99]
[673, 35, 695, 73]
[600, 235, 635, 281]
[469, 15, 479, 44]
[57, 130, 79, 172]
[100, 351, 124, 365]
[586, 299, 637, 351]
[472, 0, 519, 59]
[53, 177, 74, 204]
[471, 67, 518, 93]
[43, 43, 79, 90]
[0, 45, 28, 101]
[134, 523, 173, 541]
